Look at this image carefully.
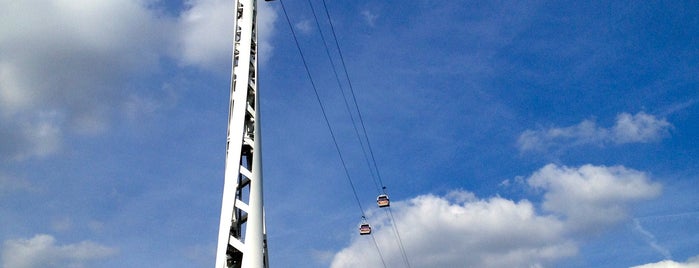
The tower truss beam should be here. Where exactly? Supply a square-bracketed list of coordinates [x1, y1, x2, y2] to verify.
[215, 0, 268, 267]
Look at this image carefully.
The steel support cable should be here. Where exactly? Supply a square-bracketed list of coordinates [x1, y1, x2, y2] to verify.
[306, 4, 409, 267]
[319, 1, 412, 267]
[319, 0, 388, 192]
[304, 4, 403, 267]
[278, 1, 387, 267]
[305, 0, 382, 193]
[384, 206, 411, 268]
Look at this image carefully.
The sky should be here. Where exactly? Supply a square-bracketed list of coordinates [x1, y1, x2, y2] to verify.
[0, 0, 698, 267]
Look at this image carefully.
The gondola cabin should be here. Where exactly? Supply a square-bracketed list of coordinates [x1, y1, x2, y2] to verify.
[377, 194, 390, 208]
[359, 223, 372, 235]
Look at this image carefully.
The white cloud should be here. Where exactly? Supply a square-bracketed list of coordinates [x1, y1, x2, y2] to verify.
[517, 112, 672, 153]
[331, 191, 575, 268]
[0, 0, 170, 117]
[631, 255, 699, 268]
[528, 164, 661, 233]
[330, 164, 661, 267]
[1, 234, 117, 268]
[311, 249, 336, 265]
[0, 110, 63, 160]
[0, 0, 174, 159]
[613, 112, 672, 143]
[176, 0, 277, 70]
[0, 0, 278, 160]
[122, 83, 179, 123]
[517, 119, 606, 151]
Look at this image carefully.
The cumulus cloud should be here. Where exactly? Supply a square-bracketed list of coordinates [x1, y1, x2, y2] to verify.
[330, 164, 661, 268]
[176, 0, 277, 70]
[0, 0, 171, 118]
[631, 255, 699, 268]
[0, 0, 174, 159]
[517, 112, 671, 153]
[331, 193, 575, 268]
[529, 164, 661, 232]
[1, 234, 116, 268]
[0, 0, 278, 160]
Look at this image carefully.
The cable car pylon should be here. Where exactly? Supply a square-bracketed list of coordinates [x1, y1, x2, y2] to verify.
[215, 0, 271, 267]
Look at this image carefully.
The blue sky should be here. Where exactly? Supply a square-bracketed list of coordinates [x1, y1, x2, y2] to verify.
[1, 0, 698, 267]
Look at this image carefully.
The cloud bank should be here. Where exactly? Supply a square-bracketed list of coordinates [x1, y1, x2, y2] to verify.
[529, 164, 662, 233]
[0, 0, 174, 159]
[517, 112, 672, 153]
[0, 0, 277, 161]
[631, 256, 699, 268]
[330, 164, 661, 268]
[1, 234, 116, 268]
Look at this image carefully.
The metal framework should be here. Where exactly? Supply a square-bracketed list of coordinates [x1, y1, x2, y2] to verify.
[215, 0, 268, 267]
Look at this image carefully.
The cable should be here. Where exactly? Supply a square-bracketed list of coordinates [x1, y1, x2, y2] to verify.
[303, 6, 406, 266]
[318, 1, 413, 267]
[305, 3, 411, 266]
[384, 207, 411, 268]
[308, 3, 410, 268]
[305, 0, 383, 194]
[278, 1, 387, 267]
[319, 0, 387, 193]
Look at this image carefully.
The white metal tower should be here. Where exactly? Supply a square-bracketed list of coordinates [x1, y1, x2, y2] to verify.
[215, 0, 268, 267]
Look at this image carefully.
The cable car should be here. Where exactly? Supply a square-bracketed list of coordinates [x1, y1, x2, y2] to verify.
[377, 194, 390, 208]
[359, 223, 372, 235]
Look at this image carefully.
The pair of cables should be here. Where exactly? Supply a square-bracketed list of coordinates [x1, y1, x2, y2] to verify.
[306, 1, 412, 268]
[278, 0, 411, 267]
